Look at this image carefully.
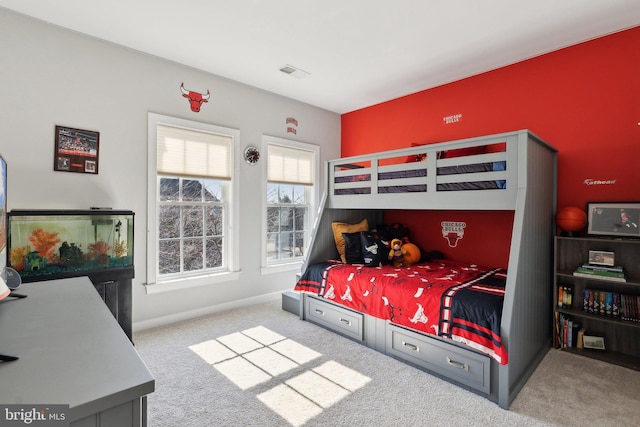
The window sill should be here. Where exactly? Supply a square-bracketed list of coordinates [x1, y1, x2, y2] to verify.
[261, 262, 302, 276]
[144, 271, 241, 294]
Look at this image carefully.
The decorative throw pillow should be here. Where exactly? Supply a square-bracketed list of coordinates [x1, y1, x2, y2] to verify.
[331, 219, 369, 263]
[342, 232, 364, 264]
[360, 231, 389, 267]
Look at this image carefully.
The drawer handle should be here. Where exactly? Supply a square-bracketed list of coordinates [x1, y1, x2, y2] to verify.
[446, 356, 469, 372]
[339, 318, 351, 326]
[402, 341, 419, 352]
[314, 309, 325, 316]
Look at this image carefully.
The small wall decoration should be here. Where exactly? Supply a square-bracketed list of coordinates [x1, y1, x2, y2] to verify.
[587, 201, 640, 238]
[441, 221, 466, 247]
[243, 146, 260, 165]
[583, 178, 617, 186]
[286, 117, 298, 134]
[54, 125, 99, 174]
[180, 83, 210, 112]
[443, 113, 463, 125]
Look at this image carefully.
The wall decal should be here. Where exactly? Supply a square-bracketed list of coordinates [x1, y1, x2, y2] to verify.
[443, 113, 463, 124]
[441, 221, 466, 247]
[180, 83, 210, 112]
[286, 117, 298, 134]
[53, 125, 99, 174]
[584, 179, 617, 186]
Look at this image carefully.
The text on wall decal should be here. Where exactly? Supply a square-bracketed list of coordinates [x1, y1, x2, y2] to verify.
[286, 117, 298, 134]
[441, 221, 466, 248]
[443, 114, 463, 124]
[584, 179, 617, 186]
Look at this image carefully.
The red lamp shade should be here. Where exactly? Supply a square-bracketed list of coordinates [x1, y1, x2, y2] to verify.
[556, 207, 587, 233]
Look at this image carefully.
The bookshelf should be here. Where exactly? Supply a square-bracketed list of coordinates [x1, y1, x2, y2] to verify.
[554, 236, 640, 370]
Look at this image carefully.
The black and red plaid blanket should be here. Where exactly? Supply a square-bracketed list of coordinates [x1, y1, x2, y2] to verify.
[295, 259, 508, 364]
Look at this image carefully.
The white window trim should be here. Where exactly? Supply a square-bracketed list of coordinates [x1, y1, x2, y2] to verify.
[261, 135, 319, 274]
[146, 112, 240, 292]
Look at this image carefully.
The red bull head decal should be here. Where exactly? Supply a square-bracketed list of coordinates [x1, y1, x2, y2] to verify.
[180, 83, 210, 112]
[441, 221, 466, 247]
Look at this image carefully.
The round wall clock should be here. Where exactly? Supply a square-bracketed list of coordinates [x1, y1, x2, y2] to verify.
[243, 146, 260, 165]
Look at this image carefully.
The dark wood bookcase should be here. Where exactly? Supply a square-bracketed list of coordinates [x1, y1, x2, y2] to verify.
[554, 236, 640, 370]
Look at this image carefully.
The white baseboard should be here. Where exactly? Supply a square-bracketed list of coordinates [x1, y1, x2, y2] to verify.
[133, 290, 284, 333]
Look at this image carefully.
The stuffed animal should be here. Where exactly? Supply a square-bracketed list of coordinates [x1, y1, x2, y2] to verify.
[388, 239, 422, 267]
[388, 238, 404, 268]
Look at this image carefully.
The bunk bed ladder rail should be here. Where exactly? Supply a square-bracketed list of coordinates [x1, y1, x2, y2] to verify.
[498, 132, 557, 408]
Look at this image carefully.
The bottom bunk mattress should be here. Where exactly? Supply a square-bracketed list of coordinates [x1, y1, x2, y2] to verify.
[295, 259, 508, 365]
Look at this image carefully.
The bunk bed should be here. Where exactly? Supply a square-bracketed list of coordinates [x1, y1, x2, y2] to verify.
[293, 130, 557, 409]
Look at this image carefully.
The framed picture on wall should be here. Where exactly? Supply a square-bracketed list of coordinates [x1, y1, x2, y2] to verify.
[587, 202, 640, 238]
[54, 125, 100, 174]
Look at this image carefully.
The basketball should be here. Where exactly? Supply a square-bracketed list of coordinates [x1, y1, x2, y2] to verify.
[556, 207, 587, 232]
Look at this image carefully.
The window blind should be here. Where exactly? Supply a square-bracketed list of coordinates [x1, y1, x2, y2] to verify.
[267, 144, 314, 185]
[157, 124, 232, 180]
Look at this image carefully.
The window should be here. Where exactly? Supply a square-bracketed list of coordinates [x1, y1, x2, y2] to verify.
[157, 177, 224, 274]
[148, 113, 239, 289]
[264, 136, 319, 268]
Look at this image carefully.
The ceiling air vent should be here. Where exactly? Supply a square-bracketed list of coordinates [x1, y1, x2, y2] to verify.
[279, 64, 310, 79]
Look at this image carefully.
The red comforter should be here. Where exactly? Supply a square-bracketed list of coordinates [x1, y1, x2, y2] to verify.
[295, 259, 508, 364]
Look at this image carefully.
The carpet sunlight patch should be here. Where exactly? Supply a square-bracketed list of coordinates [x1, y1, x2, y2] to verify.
[286, 371, 351, 408]
[270, 339, 321, 364]
[213, 357, 271, 390]
[188, 339, 236, 364]
[216, 332, 264, 354]
[244, 347, 298, 377]
[242, 325, 286, 345]
[189, 325, 372, 426]
[313, 360, 372, 391]
[257, 384, 322, 427]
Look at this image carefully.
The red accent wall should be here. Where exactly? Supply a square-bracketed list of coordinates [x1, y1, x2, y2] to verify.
[342, 27, 639, 267]
[385, 210, 514, 269]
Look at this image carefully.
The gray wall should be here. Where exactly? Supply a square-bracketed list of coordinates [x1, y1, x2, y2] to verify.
[0, 9, 341, 330]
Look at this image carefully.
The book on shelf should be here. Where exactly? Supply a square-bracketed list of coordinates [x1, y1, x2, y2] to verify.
[576, 328, 585, 349]
[573, 266, 626, 282]
[557, 285, 573, 308]
[580, 263, 625, 273]
[621, 294, 640, 322]
[586, 290, 640, 322]
[556, 313, 581, 349]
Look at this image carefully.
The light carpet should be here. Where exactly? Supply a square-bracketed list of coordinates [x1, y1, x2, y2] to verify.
[134, 299, 640, 427]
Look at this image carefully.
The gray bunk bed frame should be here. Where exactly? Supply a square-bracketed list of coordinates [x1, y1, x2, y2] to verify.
[297, 129, 557, 409]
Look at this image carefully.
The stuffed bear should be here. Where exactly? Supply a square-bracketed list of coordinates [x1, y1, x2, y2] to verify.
[388, 238, 404, 268]
[388, 238, 422, 268]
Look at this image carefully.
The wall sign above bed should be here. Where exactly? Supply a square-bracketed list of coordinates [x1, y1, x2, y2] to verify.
[441, 221, 466, 247]
[443, 113, 463, 124]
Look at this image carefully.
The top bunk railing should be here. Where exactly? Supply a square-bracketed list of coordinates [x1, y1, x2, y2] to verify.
[326, 130, 546, 211]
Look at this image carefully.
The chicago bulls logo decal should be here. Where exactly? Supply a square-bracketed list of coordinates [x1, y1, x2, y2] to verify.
[441, 221, 466, 248]
[180, 83, 210, 112]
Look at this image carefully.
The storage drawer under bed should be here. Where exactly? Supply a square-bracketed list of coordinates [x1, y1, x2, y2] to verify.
[386, 324, 491, 393]
[305, 296, 364, 341]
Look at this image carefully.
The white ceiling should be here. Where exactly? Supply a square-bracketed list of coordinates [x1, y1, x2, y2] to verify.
[1, 1, 638, 114]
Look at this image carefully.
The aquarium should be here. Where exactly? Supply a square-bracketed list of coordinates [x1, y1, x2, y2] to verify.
[7, 210, 134, 282]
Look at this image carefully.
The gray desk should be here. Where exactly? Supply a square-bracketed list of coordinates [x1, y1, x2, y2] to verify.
[0, 277, 154, 426]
